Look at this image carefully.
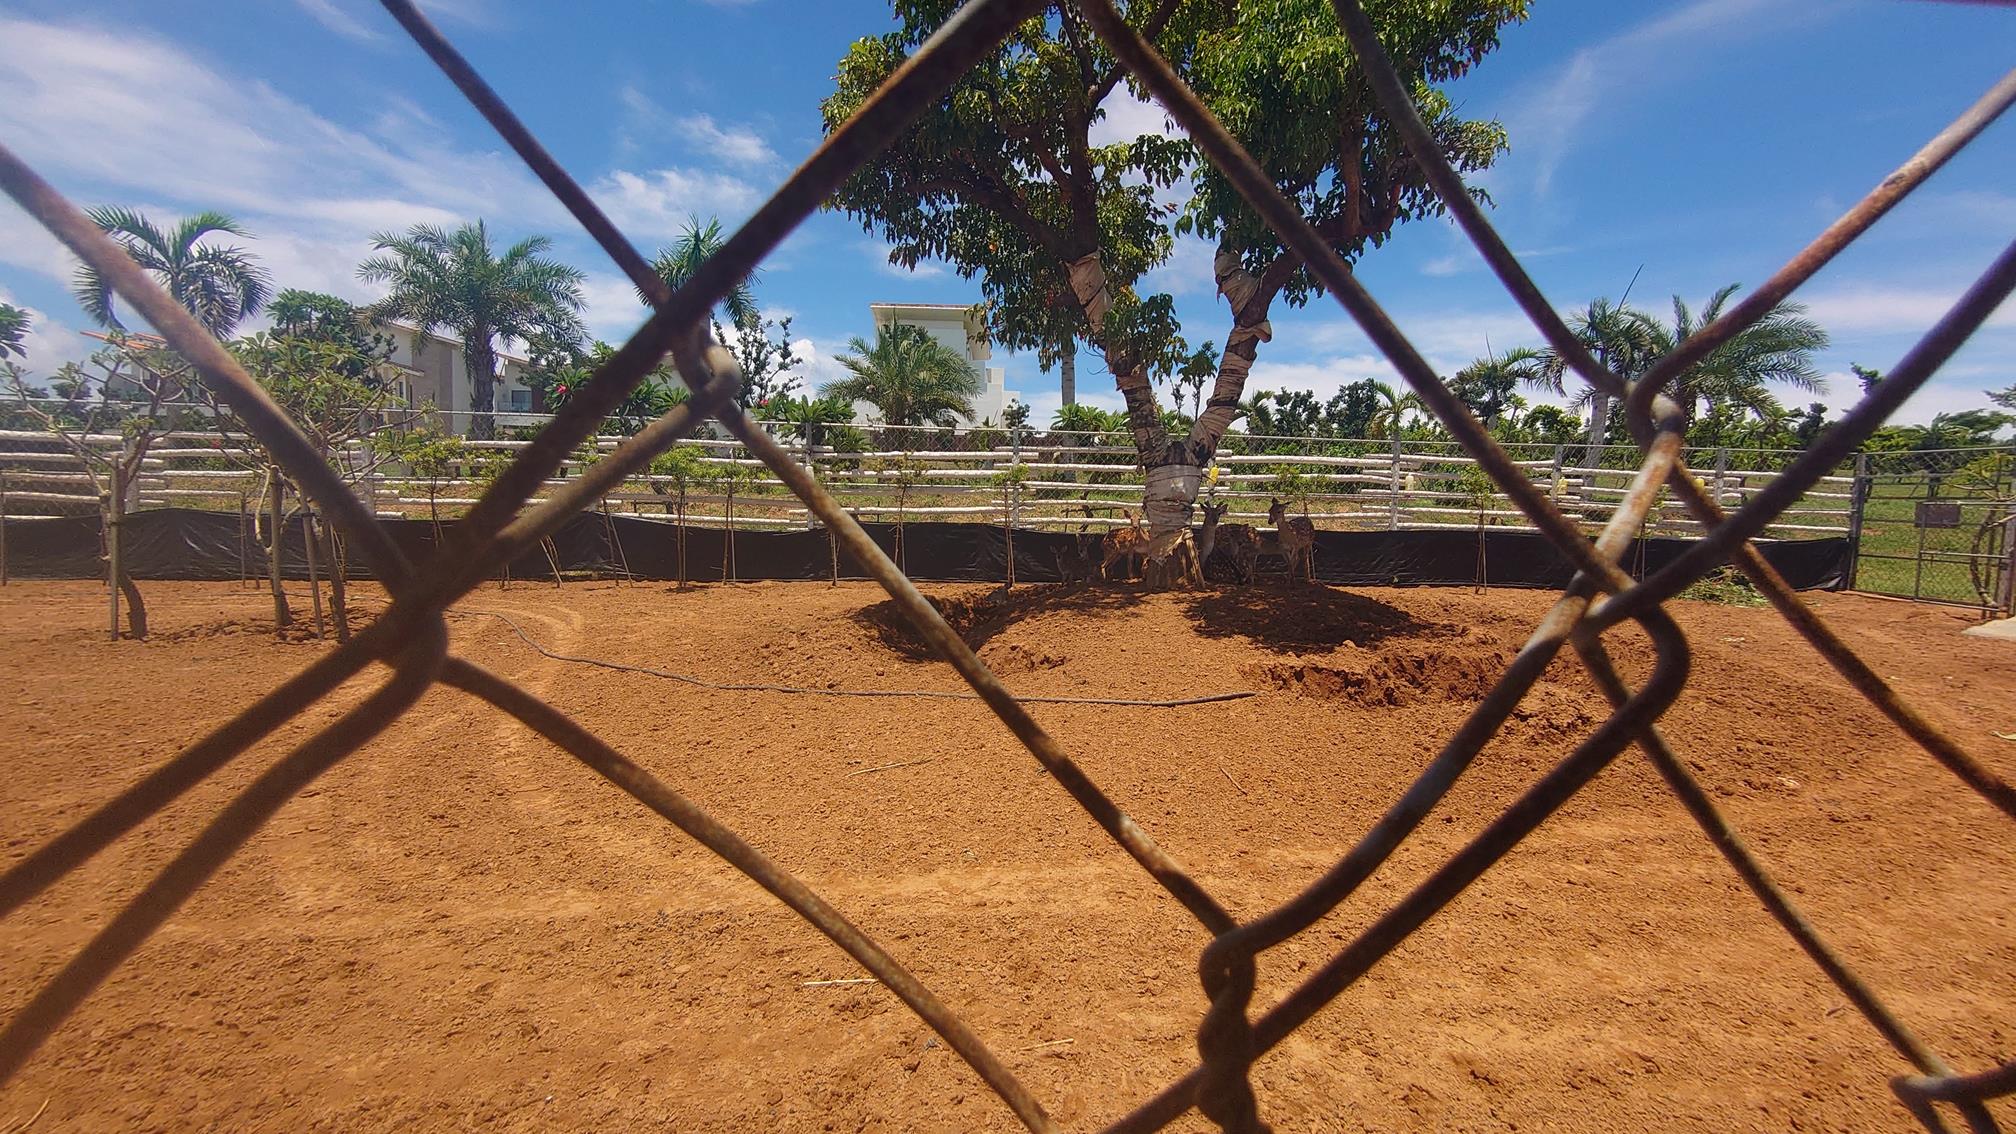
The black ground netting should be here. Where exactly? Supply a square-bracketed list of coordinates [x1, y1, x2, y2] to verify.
[1, 508, 1851, 590]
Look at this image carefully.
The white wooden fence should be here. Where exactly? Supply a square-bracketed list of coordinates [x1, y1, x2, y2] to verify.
[0, 424, 1855, 538]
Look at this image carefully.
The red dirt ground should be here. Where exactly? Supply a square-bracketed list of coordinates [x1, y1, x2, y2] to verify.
[1, 578, 2013, 1132]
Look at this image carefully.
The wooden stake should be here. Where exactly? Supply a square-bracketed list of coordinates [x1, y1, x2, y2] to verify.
[302, 511, 326, 639]
[103, 484, 119, 641]
[267, 474, 291, 629]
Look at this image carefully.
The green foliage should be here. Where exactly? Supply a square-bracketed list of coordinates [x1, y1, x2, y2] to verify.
[226, 332, 396, 449]
[1050, 403, 1127, 434]
[1002, 400, 1031, 431]
[73, 206, 273, 338]
[374, 425, 466, 478]
[647, 445, 714, 493]
[646, 215, 803, 407]
[523, 338, 686, 434]
[823, 323, 983, 427]
[358, 220, 585, 439]
[0, 302, 28, 361]
[1177, 0, 1524, 300]
[1678, 567, 1768, 606]
[1449, 348, 1542, 428]
[822, 3, 1195, 452]
[1264, 463, 1315, 502]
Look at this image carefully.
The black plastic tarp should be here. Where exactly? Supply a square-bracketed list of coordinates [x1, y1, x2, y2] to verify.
[0, 508, 1850, 591]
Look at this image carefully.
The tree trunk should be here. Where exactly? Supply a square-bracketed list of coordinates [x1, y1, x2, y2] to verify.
[1582, 391, 1612, 469]
[302, 511, 326, 639]
[468, 331, 497, 442]
[1060, 250, 1196, 540]
[1190, 245, 1281, 457]
[1059, 350, 1076, 407]
[322, 520, 350, 644]
[267, 473, 292, 629]
[106, 470, 147, 639]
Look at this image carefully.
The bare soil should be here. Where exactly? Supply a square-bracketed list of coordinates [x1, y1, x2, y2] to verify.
[1, 579, 2013, 1133]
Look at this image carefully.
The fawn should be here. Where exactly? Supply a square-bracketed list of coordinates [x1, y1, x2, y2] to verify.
[1258, 498, 1315, 583]
[1099, 511, 1148, 581]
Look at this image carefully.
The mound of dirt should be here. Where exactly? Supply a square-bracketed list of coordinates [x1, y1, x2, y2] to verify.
[1245, 644, 1509, 706]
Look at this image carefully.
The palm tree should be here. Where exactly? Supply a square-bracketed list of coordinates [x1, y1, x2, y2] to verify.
[823, 323, 982, 428]
[0, 302, 29, 361]
[72, 207, 273, 339]
[1531, 298, 1666, 463]
[1656, 285, 1829, 429]
[643, 215, 757, 327]
[359, 221, 585, 440]
[1449, 347, 1546, 430]
[1365, 380, 1424, 439]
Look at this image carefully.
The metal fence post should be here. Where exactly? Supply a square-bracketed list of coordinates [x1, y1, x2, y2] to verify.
[1845, 451, 1870, 591]
[1388, 435, 1403, 531]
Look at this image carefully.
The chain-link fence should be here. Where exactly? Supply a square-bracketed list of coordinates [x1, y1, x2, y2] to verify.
[1, 2, 2013, 1131]
[1848, 447, 2016, 611]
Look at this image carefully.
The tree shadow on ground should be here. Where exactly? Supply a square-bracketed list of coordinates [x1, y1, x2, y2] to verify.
[1178, 585, 1443, 655]
[853, 583, 1146, 661]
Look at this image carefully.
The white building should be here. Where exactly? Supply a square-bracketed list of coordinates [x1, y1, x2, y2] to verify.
[867, 302, 1012, 427]
[377, 321, 545, 435]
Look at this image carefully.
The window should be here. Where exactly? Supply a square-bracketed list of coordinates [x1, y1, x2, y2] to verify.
[506, 388, 532, 412]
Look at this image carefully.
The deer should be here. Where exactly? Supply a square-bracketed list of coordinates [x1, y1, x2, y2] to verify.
[1099, 510, 1148, 581]
[1258, 497, 1316, 584]
[1200, 500, 1261, 584]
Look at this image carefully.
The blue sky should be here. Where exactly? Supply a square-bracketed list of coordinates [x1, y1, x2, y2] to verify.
[1, 0, 2010, 429]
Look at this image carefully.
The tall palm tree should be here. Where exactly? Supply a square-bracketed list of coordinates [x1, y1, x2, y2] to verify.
[1656, 285, 1829, 428]
[359, 221, 585, 440]
[1530, 298, 1666, 463]
[72, 207, 273, 339]
[644, 215, 757, 327]
[823, 323, 982, 428]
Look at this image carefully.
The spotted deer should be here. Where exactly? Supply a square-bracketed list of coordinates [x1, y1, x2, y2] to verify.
[1214, 512, 1261, 584]
[1259, 497, 1316, 584]
[1099, 510, 1148, 581]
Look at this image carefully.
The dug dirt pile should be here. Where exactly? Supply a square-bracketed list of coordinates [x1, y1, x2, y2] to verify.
[1, 580, 2011, 1131]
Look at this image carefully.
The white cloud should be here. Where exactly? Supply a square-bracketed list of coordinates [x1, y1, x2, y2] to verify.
[293, 0, 381, 43]
[616, 85, 777, 169]
[1801, 286, 2016, 337]
[781, 335, 856, 394]
[1089, 88, 1174, 148]
[1142, 233, 1216, 297]
[673, 113, 777, 168]
[0, 14, 572, 316]
[579, 272, 648, 344]
[0, 289, 82, 377]
[590, 169, 763, 243]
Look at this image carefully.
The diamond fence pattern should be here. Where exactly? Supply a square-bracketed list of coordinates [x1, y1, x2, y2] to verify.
[1, 2, 2014, 1131]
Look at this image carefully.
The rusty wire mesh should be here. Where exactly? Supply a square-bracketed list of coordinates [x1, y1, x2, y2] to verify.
[2, 1, 2014, 1130]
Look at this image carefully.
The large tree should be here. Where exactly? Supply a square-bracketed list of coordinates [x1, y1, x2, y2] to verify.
[358, 221, 585, 440]
[72, 207, 273, 340]
[1176, 0, 1522, 468]
[825, 3, 1198, 522]
[823, 322, 984, 427]
[826, 1, 1524, 536]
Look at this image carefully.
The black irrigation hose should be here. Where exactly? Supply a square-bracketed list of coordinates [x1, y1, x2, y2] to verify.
[451, 608, 1259, 708]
